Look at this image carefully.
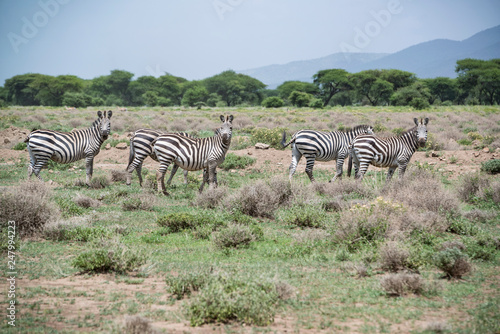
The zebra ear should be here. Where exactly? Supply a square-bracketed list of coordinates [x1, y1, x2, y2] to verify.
[413, 118, 418, 126]
[424, 117, 429, 125]
[107, 110, 112, 118]
[97, 110, 103, 118]
[228, 115, 234, 123]
[220, 115, 225, 122]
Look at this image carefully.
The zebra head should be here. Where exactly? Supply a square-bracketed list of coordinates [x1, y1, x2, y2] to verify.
[219, 115, 234, 144]
[97, 110, 112, 140]
[413, 117, 429, 147]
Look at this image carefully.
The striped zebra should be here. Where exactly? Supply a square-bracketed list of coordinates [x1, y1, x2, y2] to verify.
[153, 115, 233, 195]
[126, 129, 191, 187]
[281, 125, 374, 182]
[25, 110, 112, 185]
[348, 118, 429, 181]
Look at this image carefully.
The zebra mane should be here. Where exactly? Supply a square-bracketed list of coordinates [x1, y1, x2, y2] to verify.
[398, 126, 418, 137]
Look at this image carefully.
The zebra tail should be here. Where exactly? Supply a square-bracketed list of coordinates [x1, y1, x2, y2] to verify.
[126, 137, 135, 170]
[347, 147, 353, 178]
[281, 130, 295, 148]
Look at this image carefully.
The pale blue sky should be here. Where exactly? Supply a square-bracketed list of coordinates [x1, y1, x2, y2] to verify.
[1, 0, 499, 85]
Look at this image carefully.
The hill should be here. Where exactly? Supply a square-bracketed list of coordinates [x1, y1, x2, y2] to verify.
[238, 25, 500, 88]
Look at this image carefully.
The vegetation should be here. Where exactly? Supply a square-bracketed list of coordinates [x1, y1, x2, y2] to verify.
[0, 106, 499, 333]
[2, 58, 499, 108]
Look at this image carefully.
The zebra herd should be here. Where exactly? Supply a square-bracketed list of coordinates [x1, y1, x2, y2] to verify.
[24, 111, 429, 193]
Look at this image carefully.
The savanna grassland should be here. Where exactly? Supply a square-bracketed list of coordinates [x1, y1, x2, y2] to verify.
[0, 105, 499, 333]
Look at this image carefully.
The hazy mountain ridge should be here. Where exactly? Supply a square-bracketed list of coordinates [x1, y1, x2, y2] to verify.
[238, 25, 500, 88]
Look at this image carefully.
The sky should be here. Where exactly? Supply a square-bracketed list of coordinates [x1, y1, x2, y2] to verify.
[1, 0, 500, 85]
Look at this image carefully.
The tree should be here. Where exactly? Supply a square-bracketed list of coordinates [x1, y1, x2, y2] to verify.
[204, 70, 265, 106]
[181, 86, 209, 106]
[390, 81, 431, 109]
[142, 91, 159, 106]
[456, 58, 500, 105]
[423, 77, 458, 104]
[261, 96, 284, 108]
[89, 70, 133, 105]
[313, 69, 351, 107]
[62, 92, 93, 108]
[29, 74, 83, 106]
[128, 76, 159, 105]
[380, 69, 416, 91]
[4, 74, 43, 105]
[158, 74, 183, 105]
[277, 81, 318, 101]
[289, 91, 312, 107]
[350, 70, 393, 106]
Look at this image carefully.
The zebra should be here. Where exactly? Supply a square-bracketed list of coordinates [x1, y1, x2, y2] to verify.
[348, 117, 429, 181]
[25, 110, 112, 185]
[126, 129, 191, 187]
[152, 115, 233, 195]
[281, 125, 374, 182]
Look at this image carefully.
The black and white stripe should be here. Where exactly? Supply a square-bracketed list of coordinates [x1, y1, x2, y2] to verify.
[153, 115, 233, 195]
[126, 129, 191, 186]
[281, 125, 374, 182]
[25, 110, 112, 185]
[349, 118, 429, 180]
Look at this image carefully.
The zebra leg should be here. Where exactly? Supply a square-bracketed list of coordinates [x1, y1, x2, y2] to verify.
[330, 156, 345, 183]
[32, 157, 50, 181]
[387, 167, 396, 181]
[166, 164, 179, 185]
[136, 163, 144, 187]
[288, 145, 302, 181]
[208, 164, 218, 190]
[397, 163, 408, 180]
[156, 165, 171, 196]
[355, 160, 370, 180]
[85, 155, 94, 186]
[304, 156, 316, 183]
[199, 169, 209, 193]
[183, 170, 189, 184]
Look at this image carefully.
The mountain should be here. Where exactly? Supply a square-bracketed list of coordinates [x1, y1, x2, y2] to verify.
[238, 25, 500, 88]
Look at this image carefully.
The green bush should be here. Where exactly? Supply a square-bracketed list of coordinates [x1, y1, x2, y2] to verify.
[186, 273, 278, 326]
[251, 127, 287, 150]
[261, 96, 284, 108]
[219, 153, 256, 170]
[45, 225, 113, 242]
[156, 211, 226, 233]
[278, 205, 326, 228]
[481, 159, 500, 175]
[55, 196, 86, 217]
[308, 98, 323, 109]
[72, 240, 146, 274]
[211, 224, 256, 249]
[166, 271, 210, 300]
[433, 247, 472, 279]
[12, 142, 27, 150]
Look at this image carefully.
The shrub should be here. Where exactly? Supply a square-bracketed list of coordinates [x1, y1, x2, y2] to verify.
[123, 315, 159, 334]
[251, 127, 287, 150]
[12, 142, 27, 150]
[74, 194, 100, 208]
[219, 153, 256, 170]
[194, 186, 228, 209]
[45, 224, 113, 242]
[433, 247, 472, 279]
[456, 174, 491, 203]
[72, 239, 146, 274]
[166, 271, 210, 300]
[308, 98, 323, 109]
[277, 205, 326, 228]
[379, 241, 410, 272]
[110, 169, 129, 182]
[261, 96, 284, 108]
[88, 175, 110, 189]
[481, 159, 500, 175]
[121, 194, 155, 211]
[212, 224, 256, 249]
[156, 211, 226, 233]
[380, 273, 424, 296]
[55, 196, 86, 217]
[0, 182, 59, 237]
[186, 273, 279, 326]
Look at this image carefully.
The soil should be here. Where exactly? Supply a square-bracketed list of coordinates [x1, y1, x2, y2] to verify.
[2, 124, 498, 179]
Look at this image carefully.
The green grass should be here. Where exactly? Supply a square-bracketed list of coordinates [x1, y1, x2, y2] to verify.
[0, 106, 499, 333]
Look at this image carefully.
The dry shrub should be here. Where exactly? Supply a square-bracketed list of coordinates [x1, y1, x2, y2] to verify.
[211, 223, 256, 249]
[43, 216, 90, 240]
[122, 193, 156, 211]
[292, 228, 330, 245]
[89, 175, 110, 189]
[379, 241, 410, 272]
[124, 315, 159, 334]
[354, 263, 369, 278]
[227, 176, 293, 218]
[74, 194, 100, 208]
[380, 273, 424, 296]
[424, 321, 451, 333]
[110, 169, 128, 183]
[463, 209, 497, 223]
[456, 173, 493, 203]
[194, 186, 228, 209]
[0, 181, 59, 237]
[439, 240, 466, 251]
[383, 167, 459, 215]
[433, 247, 472, 279]
[274, 281, 295, 300]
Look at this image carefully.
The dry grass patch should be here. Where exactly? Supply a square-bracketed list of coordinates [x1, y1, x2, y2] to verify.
[379, 241, 410, 272]
[0, 181, 59, 237]
[380, 273, 424, 296]
[74, 193, 101, 208]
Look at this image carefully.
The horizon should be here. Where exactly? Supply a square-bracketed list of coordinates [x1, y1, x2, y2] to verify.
[1, 0, 500, 85]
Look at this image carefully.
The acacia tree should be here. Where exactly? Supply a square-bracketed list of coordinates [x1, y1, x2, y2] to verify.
[423, 77, 457, 103]
[277, 81, 318, 101]
[313, 69, 351, 107]
[204, 70, 265, 106]
[456, 58, 500, 105]
[350, 70, 393, 106]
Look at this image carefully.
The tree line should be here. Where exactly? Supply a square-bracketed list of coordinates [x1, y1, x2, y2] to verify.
[0, 58, 498, 109]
